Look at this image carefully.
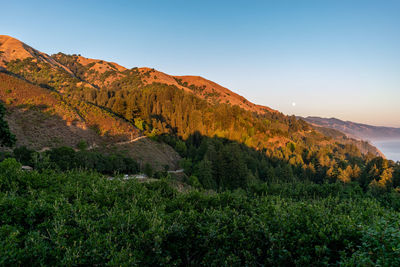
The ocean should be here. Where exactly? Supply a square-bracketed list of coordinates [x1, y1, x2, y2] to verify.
[372, 140, 400, 162]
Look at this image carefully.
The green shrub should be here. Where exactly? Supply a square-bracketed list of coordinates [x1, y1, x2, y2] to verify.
[187, 175, 202, 189]
[144, 163, 154, 177]
[0, 162, 399, 266]
[341, 217, 400, 266]
[13, 146, 35, 165]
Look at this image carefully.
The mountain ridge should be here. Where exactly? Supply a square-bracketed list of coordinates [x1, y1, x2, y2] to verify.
[0, 35, 275, 115]
[0, 35, 72, 74]
[303, 116, 400, 141]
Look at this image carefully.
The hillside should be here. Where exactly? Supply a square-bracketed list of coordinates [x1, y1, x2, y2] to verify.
[310, 124, 385, 157]
[172, 75, 276, 113]
[0, 72, 181, 170]
[1, 34, 393, 190]
[0, 35, 71, 73]
[51, 53, 277, 114]
[304, 116, 400, 141]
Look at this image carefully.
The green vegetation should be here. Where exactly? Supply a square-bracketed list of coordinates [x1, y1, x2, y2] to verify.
[11, 146, 139, 175]
[174, 77, 206, 93]
[6, 58, 81, 93]
[1, 158, 400, 266]
[1, 52, 400, 266]
[0, 102, 15, 147]
[3, 55, 400, 194]
[158, 134, 400, 196]
[0, 71, 137, 139]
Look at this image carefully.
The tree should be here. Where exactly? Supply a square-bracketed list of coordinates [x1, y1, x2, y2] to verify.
[188, 175, 202, 189]
[180, 158, 193, 176]
[275, 164, 295, 182]
[393, 166, 400, 188]
[287, 142, 296, 153]
[175, 140, 187, 157]
[337, 166, 352, 183]
[377, 168, 394, 189]
[134, 118, 145, 131]
[47, 147, 77, 171]
[351, 165, 362, 181]
[220, 144, 248, 190]
[77, 140, 88, 151]
[363, 164, 380, 188]
[13, 146, 34, 165]
[144, 163, 154, 177]
[0, 103, 16, 147]
[263, 166, 276, 182]
[193, 158, 216, 189]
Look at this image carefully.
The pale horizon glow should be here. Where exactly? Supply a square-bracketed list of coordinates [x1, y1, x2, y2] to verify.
[2, 0, 399, 127]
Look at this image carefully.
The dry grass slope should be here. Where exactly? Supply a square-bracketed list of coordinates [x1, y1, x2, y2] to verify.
[0, 72, 181, 169]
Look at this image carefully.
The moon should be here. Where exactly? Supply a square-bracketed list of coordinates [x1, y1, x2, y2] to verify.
[292, 102, 296, 107]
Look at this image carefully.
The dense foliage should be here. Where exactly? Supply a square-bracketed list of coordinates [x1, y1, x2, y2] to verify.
[158, 134, 400, 196]
[6, 146, 140, 175]
[0, 102, 16, 147]
[1, 158, 400, 266]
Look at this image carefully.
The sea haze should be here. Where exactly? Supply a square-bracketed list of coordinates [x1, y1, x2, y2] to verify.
[372, 140, 400, 162]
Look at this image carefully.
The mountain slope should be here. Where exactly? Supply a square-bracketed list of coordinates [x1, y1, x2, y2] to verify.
[51, 52, 277, 114]
[173, 75, 276, 113]
[0, 72, 138, 143]
[0, 72, 181, 170]
[0, 35, 381, 156]
[1, 35, 391, 187]
[304, 116, 400, 141]
[0, 35, 71, 73]
[309, 123, 384, 157]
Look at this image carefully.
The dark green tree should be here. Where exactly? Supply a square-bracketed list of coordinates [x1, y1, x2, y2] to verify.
[0, 103, 16, 147]
[77, 140, 88, 151]
[13, 146, 34, 165]
[220, 144, 248, 190]
[194, 158, 216, 189]
[144, 163, 154, 177]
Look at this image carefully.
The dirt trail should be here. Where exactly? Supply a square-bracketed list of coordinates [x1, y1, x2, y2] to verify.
[115, 135, 147, 145]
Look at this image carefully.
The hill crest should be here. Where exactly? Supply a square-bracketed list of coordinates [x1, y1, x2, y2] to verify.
[0, 35, 72, 73]
[1, 35, 276, 115]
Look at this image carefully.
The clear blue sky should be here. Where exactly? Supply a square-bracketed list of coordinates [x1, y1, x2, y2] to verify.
[2, 0, 400, 127]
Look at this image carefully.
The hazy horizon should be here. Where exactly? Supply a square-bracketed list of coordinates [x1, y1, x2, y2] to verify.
[2, 0, 399, 127]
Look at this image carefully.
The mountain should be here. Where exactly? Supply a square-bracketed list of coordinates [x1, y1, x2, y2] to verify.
[303, 116, 400, 141]
[171, 75, 276, 114]
[306, 123, 385, 157]
[0, 35, 388, 187]
[0, 36, 182, 170]
[0, 35, 71, 73]
[51, 54, 277, 114]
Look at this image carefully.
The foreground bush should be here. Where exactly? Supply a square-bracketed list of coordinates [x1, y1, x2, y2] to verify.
[0, 158, 399, 266]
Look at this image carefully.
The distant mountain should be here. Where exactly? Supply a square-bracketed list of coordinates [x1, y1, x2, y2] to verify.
[303, 116, 400, 141]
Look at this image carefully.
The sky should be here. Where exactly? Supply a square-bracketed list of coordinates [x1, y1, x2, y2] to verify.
[2, 0, 400, 127]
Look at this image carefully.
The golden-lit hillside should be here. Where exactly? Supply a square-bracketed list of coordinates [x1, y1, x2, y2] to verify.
[0, 35, 386, 181]
[0, 72, 181, 169]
